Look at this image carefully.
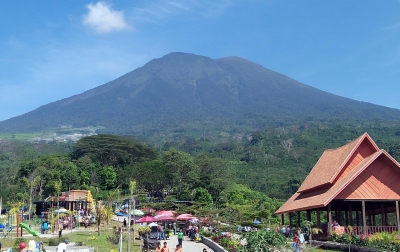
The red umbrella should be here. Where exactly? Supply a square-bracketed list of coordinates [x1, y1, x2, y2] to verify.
[136, 216, 156, 223]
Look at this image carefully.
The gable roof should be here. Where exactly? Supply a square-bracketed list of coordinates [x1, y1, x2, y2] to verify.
[275, 133, 400, 215]
[275, 150, 399, 214]
[297, 133, 379, 193]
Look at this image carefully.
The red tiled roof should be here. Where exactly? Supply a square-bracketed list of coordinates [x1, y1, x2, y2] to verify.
[275, 150, 383, 214]
[297, 133, 379, 192]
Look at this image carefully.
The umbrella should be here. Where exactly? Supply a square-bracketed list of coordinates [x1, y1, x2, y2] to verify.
[148, 222, 159, 227]
[155, 210, 175, 216]
[155, 215, 176, 222]
[176, 214, 196, 220]
[136, 216, 156, 223]
[54, 208, 68, 214]
[253, 220, 262, 224]
[130, 209, 144, 216]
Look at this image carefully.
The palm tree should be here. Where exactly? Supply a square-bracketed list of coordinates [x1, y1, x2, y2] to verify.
[128, 180, 137, 251]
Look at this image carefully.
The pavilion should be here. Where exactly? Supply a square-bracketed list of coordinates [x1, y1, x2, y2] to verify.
[275, 133, 400, 237]
[34, 189, 93, 214]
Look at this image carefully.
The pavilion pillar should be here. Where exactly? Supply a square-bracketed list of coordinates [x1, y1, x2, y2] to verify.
[380, 203, 385, 226]
[328, 203, 332, 234]
[297, 211, 301, 228]
[289, 212, 293, 228]
[396, 201, 400, 232]
[372, 214, 376, 226]
[281, 214, 285, 226]
[356, 210, 359, 226]
[345, 209, 349, 226]
[362, 201, 367, 236]
[349, 203, 353, 226]
[368, 207, 372, 226]
[316, 208, 321, 228]
[385, 212, 388, 226]
[337, 204, 341, 225]
[306, 210, 311, 222]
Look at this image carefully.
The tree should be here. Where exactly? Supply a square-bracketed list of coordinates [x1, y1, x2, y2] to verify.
[127, 180, 137, 251]
[192, 187, 213, 208]
[194, 154, 231, 201]
[96, 200, 105, 236]
[131, 160, 171, 198]
[98, 166, 117, 190]
[70, 134, 157, 167]
[163, 149, 199, 200]
[25, 175, 41, 220]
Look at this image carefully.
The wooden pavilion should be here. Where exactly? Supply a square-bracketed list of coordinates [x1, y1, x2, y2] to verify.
[275, 133, 400, 237]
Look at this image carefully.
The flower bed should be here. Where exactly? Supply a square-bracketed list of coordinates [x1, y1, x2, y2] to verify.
[329, 231, 400, 251]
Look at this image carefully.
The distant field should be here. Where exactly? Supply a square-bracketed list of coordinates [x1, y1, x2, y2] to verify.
[0, 126, 102, 141]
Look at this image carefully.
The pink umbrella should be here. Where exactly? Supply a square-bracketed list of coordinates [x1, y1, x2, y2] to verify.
[176, 214, 196, 220]
[136, 216, 156, 223]
[155, 215, 176, 222]
[156, 210, 175, 216]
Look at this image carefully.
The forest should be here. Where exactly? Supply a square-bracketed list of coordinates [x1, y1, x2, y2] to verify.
[1, 120, 400, 225]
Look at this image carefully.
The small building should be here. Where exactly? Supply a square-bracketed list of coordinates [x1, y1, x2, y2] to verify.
[275, 133, 400, 237]
[34, 190, 93, 215]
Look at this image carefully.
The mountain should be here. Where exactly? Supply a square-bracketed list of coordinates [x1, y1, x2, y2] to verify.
[1, 52, 400, 136]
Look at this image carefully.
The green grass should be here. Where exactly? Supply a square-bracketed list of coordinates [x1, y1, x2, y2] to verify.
[0, 222, 142, 252]
[305, 248, 339, 252]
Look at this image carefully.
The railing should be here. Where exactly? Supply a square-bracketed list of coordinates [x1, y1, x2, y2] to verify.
[344, 226, 399, 235]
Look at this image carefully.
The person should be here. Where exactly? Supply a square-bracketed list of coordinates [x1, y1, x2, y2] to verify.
[299, 232, 305, 250]
[174, 244, 182, 252]
[177, 229, 184, 246]
[286, 226, 291, 238]
[123, 218, 127, 228]
[158, 224, 165, 240]
[173, 222, 177, 235]
[58, 220, 63, 238]
[161, 242, 170, 252]
[281, 226, 286, 236]
[155, 241, 162, 252]
[42, 221, 49, 234]
[293, 234, 300, 252]
[56, 239, 69, 252]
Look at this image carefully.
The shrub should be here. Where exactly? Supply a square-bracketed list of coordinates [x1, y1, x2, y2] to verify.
[48, 238, 64, 246]
[14, 237, 27, 247]
[237, 230, 287, 251]
[107, 229, 125, 245]
[199, 229, 213, 237]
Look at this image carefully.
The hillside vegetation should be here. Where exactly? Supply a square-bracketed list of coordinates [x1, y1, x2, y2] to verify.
[1, 121, 400, 225]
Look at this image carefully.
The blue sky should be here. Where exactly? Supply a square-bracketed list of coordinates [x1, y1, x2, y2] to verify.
[1, 0, 399, 121]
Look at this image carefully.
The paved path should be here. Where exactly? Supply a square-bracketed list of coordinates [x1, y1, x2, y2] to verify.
[158, 233, 213, 252]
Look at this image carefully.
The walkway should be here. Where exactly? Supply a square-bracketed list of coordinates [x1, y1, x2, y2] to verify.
[158, 233, 213, 252]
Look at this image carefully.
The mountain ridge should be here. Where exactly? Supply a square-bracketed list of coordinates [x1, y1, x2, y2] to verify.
[1, 52, 399, 136]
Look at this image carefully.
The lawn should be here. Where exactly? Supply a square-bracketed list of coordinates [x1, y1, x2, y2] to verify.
[0, 223, 143, 252]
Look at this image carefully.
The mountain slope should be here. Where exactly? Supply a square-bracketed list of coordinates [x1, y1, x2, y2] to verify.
[0, 52, 399, 135]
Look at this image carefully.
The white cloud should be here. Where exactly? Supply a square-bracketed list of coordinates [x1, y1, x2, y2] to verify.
[83, 1, 131, 34]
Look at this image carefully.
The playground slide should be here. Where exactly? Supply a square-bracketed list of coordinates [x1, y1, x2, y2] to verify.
[19, 223, 40, 237]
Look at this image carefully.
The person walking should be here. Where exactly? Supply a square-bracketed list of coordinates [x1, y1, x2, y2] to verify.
[56, 239, 69, 252]
[58, 220, 63, 238]
[173, 222, 177, 235]
[177, 229, 184, 246]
